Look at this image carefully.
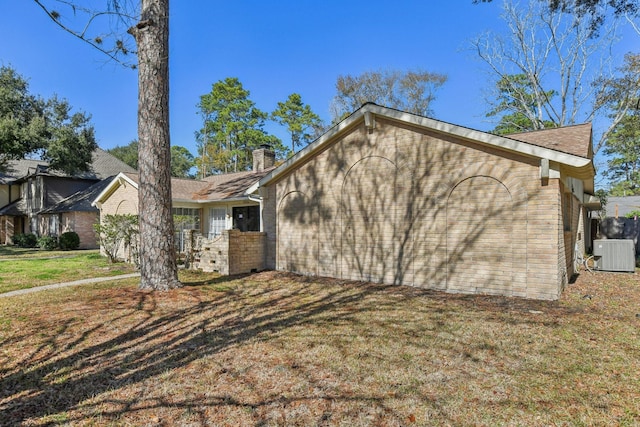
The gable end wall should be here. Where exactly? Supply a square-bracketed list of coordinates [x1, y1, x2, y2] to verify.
[263, 118, 567, 300]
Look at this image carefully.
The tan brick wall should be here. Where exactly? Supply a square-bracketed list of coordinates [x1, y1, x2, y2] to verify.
[195, 233, 229, 274]
[261, 185, 277, 270]
[264, 117, 570, 300]
[99, 181, 139, 218]
[97, 180, 139, 259]
[195, 230, 266, 275]
[61, 211, 99, 249]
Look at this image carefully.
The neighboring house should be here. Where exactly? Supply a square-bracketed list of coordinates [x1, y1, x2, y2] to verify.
[0, 149, 136, 247]
[606, 195, 640, 218]
[597, 195, 640, 254]
[258, 104, 599, 300]
[38, 178, 115, 249]
[92, 147, 276, 255]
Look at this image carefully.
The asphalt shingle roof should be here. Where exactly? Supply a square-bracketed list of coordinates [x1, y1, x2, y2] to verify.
[606, 196, 640, 217]
[120, 167, 274, 202]
[506, 123, 593, 159]
[2, 148, 136, 182]
[39, 177, 115, 214]
[0, 198, 27, 216]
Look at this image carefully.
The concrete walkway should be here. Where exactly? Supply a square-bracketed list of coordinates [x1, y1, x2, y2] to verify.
[0, 273, 140, 298]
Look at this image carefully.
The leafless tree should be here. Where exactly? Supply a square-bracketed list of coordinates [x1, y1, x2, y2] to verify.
[472, 0, 626, 152]
[330, 69, 447, 123]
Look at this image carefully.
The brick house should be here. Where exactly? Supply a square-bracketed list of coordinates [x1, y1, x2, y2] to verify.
[91, 104, 599, 300]
[0, 149, 135, 247]
[37, 179, 114, 249]
[92, 148, 275, 271]
[258, 104, 599, 300]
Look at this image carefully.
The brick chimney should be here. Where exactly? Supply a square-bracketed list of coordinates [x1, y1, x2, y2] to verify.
[253, 145, 275, 172]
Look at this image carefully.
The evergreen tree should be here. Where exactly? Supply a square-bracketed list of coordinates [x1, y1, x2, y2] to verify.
[197, 77, 282, 175]
[108, 140, 195, 178]
[488, 74, 557, 134]
[170, 145, 195, 178]
[36, 0, 182, 290]
[603, 112, 640, 195]
[0, 66, 97, 174]
[272, 93, 323, 155]
[107, 140, 139, 169]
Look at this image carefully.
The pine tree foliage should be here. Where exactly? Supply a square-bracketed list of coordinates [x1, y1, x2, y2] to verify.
[272, 93, 323, 155]
[196, 77, 283, 176]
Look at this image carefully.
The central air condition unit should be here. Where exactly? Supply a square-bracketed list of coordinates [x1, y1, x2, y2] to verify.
[592, 239, 636, 272]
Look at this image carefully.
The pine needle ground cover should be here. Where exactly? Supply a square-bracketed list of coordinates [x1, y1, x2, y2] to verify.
[0, 270, 638, 426]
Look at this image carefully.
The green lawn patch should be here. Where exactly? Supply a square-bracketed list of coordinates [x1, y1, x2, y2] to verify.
[0, 251, 137, 294]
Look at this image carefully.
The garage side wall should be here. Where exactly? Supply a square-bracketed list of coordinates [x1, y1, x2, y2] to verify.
[263, 118, 566, 299]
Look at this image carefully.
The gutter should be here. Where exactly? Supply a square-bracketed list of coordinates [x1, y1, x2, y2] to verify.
[260, 104, 595, 188]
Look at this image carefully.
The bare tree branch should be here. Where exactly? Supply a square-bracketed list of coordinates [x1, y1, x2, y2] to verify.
[471, 0, 619, 152]
[33, 0, 138, 68]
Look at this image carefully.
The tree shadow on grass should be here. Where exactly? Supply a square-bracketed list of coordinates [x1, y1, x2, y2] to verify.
[0, 270, 580, 426]
[0, 274, 422, 426]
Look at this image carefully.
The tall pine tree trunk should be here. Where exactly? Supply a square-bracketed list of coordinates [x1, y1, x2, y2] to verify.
[129, 0, 181, 290]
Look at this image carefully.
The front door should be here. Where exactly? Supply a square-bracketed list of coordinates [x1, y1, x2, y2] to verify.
[232, 206, 260, 232]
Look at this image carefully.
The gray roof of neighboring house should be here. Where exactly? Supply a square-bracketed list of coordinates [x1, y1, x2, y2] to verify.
[0, 198, 27, 216]
[39, 177, 114, 214]
[606, 196, 640, 217]
[0, 159, 43, 184]
[1, 148, 136, 183]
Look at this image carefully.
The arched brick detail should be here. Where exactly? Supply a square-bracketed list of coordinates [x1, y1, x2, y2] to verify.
[340, 156, 403, 283]
[277, 190, 318, 276]
[444, 162, 529, 296]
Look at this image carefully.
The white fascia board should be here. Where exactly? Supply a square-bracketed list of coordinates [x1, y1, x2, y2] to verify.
[259, 104, 594, 187]
[91, 172, 138, 207]
[245, 180, 260, 196]
[373, 105, 592, 168]
[583, 194, 602, 210]
[173, 196, 253, 205]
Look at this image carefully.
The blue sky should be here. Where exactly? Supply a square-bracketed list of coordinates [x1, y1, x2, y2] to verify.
[0, 1, 636, 168]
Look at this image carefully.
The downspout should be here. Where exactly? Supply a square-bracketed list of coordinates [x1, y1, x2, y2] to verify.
[248, 194, 263, 232]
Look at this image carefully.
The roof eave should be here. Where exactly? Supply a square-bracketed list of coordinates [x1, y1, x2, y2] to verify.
[260, 104, 594, 187]
[173, 195, 254, 205]
[92, 172, 138, 206]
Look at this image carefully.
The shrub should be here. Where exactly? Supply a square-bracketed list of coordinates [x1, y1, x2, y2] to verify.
[37, 235, 58, 251]
[625, 210, 640, 219]
[59, 231, 80, 250]
[13, 233, 38, 248]
[94, 214, 139, 264]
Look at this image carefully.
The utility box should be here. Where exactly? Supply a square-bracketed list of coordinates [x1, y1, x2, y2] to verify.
[592, 239, 636, 272]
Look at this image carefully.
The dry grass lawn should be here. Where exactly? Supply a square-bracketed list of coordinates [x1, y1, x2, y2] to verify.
[0, 269, 639, 426]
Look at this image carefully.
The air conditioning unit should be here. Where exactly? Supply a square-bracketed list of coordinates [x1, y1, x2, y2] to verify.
[592, 239, 636, 272]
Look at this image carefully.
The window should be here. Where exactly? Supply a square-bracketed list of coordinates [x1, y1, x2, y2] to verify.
[232, 206, 260, 232]
[172, 207, 201, 252]
[172, 207, 201, 231]
[48, 215, 59, 236]
[563, 192, 572, 232]
[208, 208, 226, 238]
